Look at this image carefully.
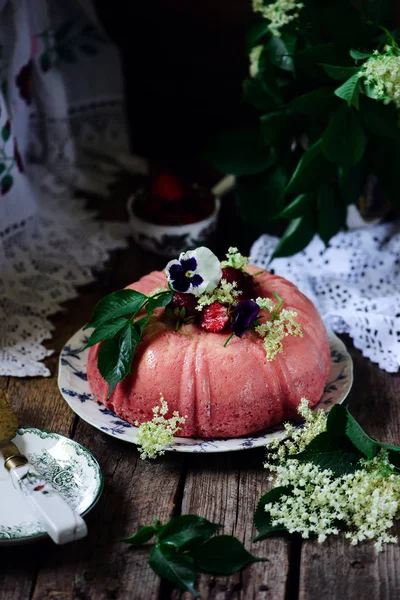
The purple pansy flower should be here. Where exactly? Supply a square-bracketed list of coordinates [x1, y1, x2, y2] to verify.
[231, 300, 260, 338]
[166, 247, 222, 297]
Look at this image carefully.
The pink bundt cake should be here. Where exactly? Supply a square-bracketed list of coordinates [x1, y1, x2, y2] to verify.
[87, 265, 331, 438]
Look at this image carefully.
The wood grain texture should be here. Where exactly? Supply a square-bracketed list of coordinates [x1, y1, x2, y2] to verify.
[299, 345, 400, 600]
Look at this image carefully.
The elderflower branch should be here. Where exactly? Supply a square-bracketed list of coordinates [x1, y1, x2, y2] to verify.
[253, 0, 304, 37]
[263, 401, 400, 551]
[255, 296, 303, 360]
[135, 394, 186, 460]
[221, 247, 252, 270]
[358, 44, 400, 108]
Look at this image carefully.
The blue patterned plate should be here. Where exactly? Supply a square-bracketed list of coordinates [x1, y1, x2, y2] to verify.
[58, 329, 353, 453]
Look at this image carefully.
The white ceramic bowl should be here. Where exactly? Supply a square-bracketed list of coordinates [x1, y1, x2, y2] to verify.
[127, 188, 221, 257]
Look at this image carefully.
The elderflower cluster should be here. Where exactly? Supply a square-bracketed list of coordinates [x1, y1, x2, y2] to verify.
[221, 247, 251, 271]
[253, 0, 304, 37]
[264, 401, 400, 550]
[250, 45, 263, 78]
[255, 297, 303, 360]
[196, 279, 241, 311]
[358, 46, 400, 108]
[135, 394, 186, 460]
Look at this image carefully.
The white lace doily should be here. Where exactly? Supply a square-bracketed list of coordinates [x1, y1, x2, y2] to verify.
[251, 222, 400, 373]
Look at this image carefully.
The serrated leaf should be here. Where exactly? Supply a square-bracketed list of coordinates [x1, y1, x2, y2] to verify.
[289, 88, 339, 116]
[149, 545, 198, 597]
[97, 323, 137, 397]
[276, 193, 315, 220]
[260, 111, 288, 145]
[272, 213, 315, 258]
[253, 487, 291, 541]
[293, 431, 363, 476]
[350, 49, 371, 60]
[205, 129, 274, 176]
[122, 525, 156, 545]
[321, 64, 359, 81]
[157, 515, 221, 550]
[85, 289, 147, 329]
[326, 405, 378, 460]
[193, 536, 266, 575]
[285, 139, 334, 195]
[334, 74, 360, 109]
[85, 318, 129, 348]
[317, 185, 346, 245]
[322, 105, 366, 168]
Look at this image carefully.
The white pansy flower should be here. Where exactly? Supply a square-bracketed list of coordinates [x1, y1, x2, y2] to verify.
[165, 247, 222, 297]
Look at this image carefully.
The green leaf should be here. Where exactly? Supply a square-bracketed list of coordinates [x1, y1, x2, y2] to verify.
[272, 213, 315, 259]
[326, 405, 378, 460]
[245, 18, 270, 49]
[276, 193, 315, 220]
[350, 49, 371, 61]
[56, 47, 77, 64]
[322, 64, 359, 82]
[360, 96, 400, 140]
[334, 74, 360, 110]
[322, 105, 366, 167]
[123, 525, 156, 545]
[85, 289, 147, 330]
[0, 163, 5, 175]
[147, 291, 174, 312]
[205, 129, 274, 176]
[253, 487, 291, 541]
[289, 88, 339, 116]
[317, 185, 346, 245]
[149, 545, 198, 597]
[293, 431, 363, 476]
[157, 515, 221, 550]
[1, 121, 10, 142]
[377, 442, 400, 468]
[55, 19, 74, 41]
[236, 166, 287, 232]
[267, 35, 296, 73]
[193, 536, 266, 575]
[260, 111, 288, 145]
[243, 79, 278, 111]
[97, 322, 137, 397]
[286, 139, 334, 195]
[85, 318, 129, 348]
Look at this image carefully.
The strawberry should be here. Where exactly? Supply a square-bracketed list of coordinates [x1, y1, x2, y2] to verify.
[151, 173, 185, 202]
[221, 267, 254, 299]
[200, 302, 229, 332]
[168, 292, 198, 317]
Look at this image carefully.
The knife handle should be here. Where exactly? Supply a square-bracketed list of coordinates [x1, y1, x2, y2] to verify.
[10, 462, 88, 544]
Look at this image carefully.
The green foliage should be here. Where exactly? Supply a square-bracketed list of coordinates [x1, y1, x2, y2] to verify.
[205, 6, 400, 256]
[124, 514, 264, 596]
[83, 289, 173, 396]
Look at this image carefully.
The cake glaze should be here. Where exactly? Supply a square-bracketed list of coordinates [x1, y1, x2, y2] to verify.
[87, 266, 330, 438]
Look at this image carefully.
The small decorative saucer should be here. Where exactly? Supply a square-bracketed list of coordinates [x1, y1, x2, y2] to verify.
[58, 329, 353, 454]
[0, 428, 103, 545]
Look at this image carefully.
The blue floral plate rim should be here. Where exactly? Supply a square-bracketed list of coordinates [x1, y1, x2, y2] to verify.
[58, 329, 353, 453]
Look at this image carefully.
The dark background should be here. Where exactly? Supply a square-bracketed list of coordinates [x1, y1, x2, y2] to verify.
[95, 1, 252, 167]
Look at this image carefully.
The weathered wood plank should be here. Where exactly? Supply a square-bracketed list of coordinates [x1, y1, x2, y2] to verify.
[30, 420, 184, 600]
[172, 451, 290, 600]
[299, 344, 400, 600]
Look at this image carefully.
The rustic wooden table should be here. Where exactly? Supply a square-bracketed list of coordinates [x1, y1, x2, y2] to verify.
[1, 218, 400, 600]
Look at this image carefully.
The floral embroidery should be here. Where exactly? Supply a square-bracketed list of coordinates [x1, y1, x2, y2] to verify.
[15, 60, 33, 105]
[0, 120, 15, 195]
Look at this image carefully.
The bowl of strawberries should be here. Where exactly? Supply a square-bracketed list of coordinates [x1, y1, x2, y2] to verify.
[127, 172, 221, 257]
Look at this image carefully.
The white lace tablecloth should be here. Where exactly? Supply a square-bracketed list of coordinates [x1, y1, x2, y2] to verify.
[0, 0, 143, 377]
[251, 222, 400, 373]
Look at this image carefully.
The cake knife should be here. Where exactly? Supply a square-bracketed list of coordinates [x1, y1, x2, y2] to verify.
[0, 391, 88, 544]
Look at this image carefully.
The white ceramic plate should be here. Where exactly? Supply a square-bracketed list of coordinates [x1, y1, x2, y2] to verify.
[58, 328, 353, 453]
[0, 428, 103, 545]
